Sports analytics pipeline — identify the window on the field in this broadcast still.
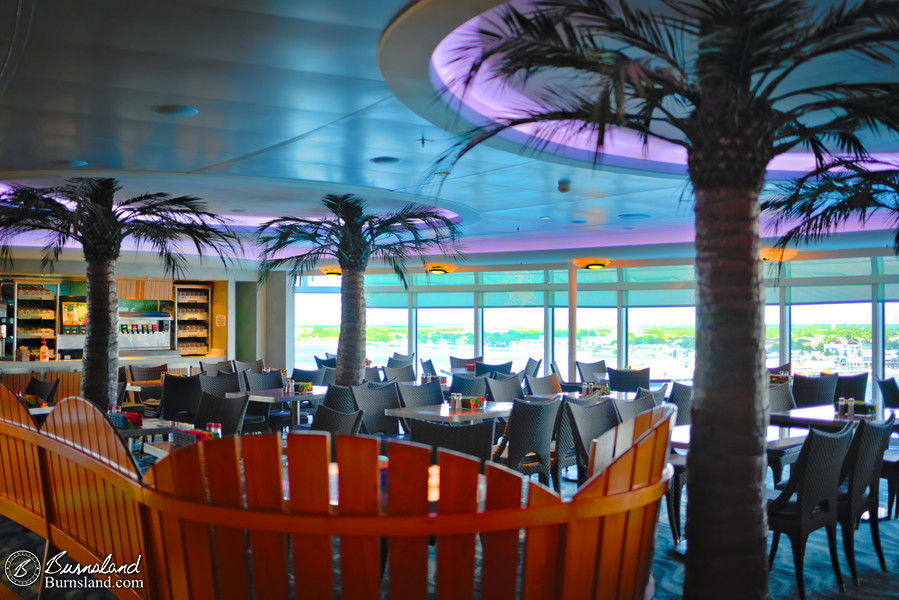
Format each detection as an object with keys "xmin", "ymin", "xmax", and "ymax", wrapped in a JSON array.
[
  {"xmin": 627, "ymin": 306, "xmax": 695, "ymax": 381},
  {"xmin": 790, "ymin": 303, "xmax": 872, "ymax": 375},
  {"xmin": 366, "ymin": 308, "xmax": 408, "ymax": 367},
  {"xmin": 416, "ymin": 308, "xmax": 474, "ymax": 374},
  {"xmin": 552, "ymin": 307, "xmax": 617, "ymax": 380},
  {"xmin": 885, "ymin": 302, "xmax": 899, "ymax": 379},
  {"xmin": 483, "ymin": 306, "xmax": 544, "ymax": 372},
  {"xmin": 294, "ymin": 292, "xmax": 340, "ymax": 368},
  {"xmin": 765, "ymin": 304, "xmax": 781, "ymax": 368}
]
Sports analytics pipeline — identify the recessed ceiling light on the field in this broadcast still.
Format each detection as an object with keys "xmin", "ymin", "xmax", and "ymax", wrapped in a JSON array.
[
  {"xmin": 435, "ymin": 171, "xmax": 451, "ymax": 177},
  {"xmin": 370, "ymin": 156, "xmax": 401, "ymax": 164},
  {"xmin": 572, "ymin": 219, "xmax": 587, "ymax": 224},
  {"xmin": 540, "ymin": 216, "xmax": 550, "ymax": 220},
  {"xmin": 617, "ymin": 213, "xmax": 652, "ymax": 220},
  {"xmin": 151, "ymin": 104, "xmax": 199, "ymax": 117},
  {"xmin": 230, "ymin": 209, "xmax": 246, "ymax": 213}
]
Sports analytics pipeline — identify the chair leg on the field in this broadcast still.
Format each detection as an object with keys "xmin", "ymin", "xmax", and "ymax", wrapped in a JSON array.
[
  {"xmin": 869, "ymin": 508, "xmax": 888, "ymax": 572},
  {"xmin": 665, "ymin": 488, "xmax": 680, "ymax": 545},
  {"xmin": 839, "ymin": 518, "xmax": 859, "ymax": 586},
  {"xmin": 768, "ymin": 532, "xmax": 781, "ymax": 570},
  {"xmin": 789, "ymin": 533, "xmax": 808, "ymax": 600},
  {"xmin": 770, "ymin": 461, "xmax": 784, "ymax": 487},
  {"xmin": 889, "ymin": 476, "xmax": 899, "ymax": 519},
  {"xmin": 826, "ymin": 525, "xmax": 846, "ymax": 594}
]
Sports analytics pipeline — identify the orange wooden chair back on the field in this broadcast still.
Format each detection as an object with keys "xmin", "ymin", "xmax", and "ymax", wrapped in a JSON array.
[
  {"xmin": 0, "ymin": 382, "xmax": 46, "ymax": 536},
  {"xmin": 40, "ymin": 396, "xmax": 149, "ymax": 597},
  {"xmin": 44, "ymin": 370, "xmax": 81, "ymax": 399},
  {"xmin": 143, "ymin": 405, "xmax": 674, "ymax": 600},
  {"xmin": 1, "ymin": 372, "xmax": 35, "ymax": 394}
]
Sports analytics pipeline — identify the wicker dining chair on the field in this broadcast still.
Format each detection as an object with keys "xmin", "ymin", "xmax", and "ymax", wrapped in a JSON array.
[
  {"xmin": 314, "ymin": 356, "xmax": 337, "ymax": 369},
  {"xmin": 160, "ymin": 374, "xmax": 202, "ymax": 424},
  {"xmin": 193, "ymin": 392, "xmax": 249, "ymax": 436},
  {"xmin": 386, "ymin": 355, "xmax": 415, "ymax": 369},
  {"xmin": 566, "ymin": 399, "xmax": 621, "ymax": 485},
  {"xmin": 24, "ymin": 377, "xmax": 59, "ymax": 404},
  {"xmin": 767, "ymin": 426, "xmax": 853, "ymax": 600},
  {"xmin": 525, "ymin": 373, "xmax": 562, "ymax": 396},
  {"xmin": 475, "ymin": 361, "xmax": 513, "ymax": 377},
  {"xmin": 383, "ymin": 364, "xmax": 416, "ymax": 383},
  {"xmin": 524, "ymin": 357, "xmax": 542, "ymax": 377},
  {"xmin": 666, "ymin": 382, "xmax": 693, "ymax": 426},
  {"xmin": 549, "ymin": 361, "xmax": 582, "ymax": 392},
  {"xmin": 350, "ymin": 382, "xmax": 403, "ymax": 437},
  {"xmin": 292, "ymin": 367, "xmax": 325, "ymax": 386},
  {"xmin": 833, "ymin": 372, "xmax": 868, "ymax": 404},
  {"xmin": 607, "ymin": 367, "xmax": 651, "ymax": 393},
  {"xmin": 485, "ymin": 375, "xmax": 525, "ymax": 403},
  {"xmin": 576, "ymin": 359, "xmax": 607, "ymax": 384},
  {"xmin": 791, "ymin": 373, "xmax": 838, "ymax": 408},
  {"xmin": 198, "ymin": 360, "xmax": 234, "ymax": 376},
  {"xmin": 837, "ymin": 414, "xmax": 894, "ymax": 586},
  {"xmin": 233, "ymin": 358, "xmax": 265, "ymax": 373},
  {"xmin": 448, "ymin": 374, "xmax": 489, "ymax": 398},
  {"xmin": 420, "ymin": 359, "xmax": 438, "ymax": 377},
  {"xmin": 410, "ymin": 419, "xmax": 495, "ymax": 465},
  {"xmin": 307, "ymin": 404, "xmax": 364, "ymax": 458},
  {"xmin": 613, "ymin": 393, "xmax": 656, "ymax": 422},
  {"xmin": 635, "ymin": 383, "xmax": 669, "ymax": 406},
  {"xmin": 876, "ymin": 377, "xmax": 899, "ymax": 409},
  {"xmin": 767, "ymin": 381, "xmax": 802, "ymax": 486},
  {"xmin": 321, "ymin": 384, "xmax": 357, "ymax": 414},
  {"xmin": 494, "ymin": 398, "xmax": 560, "ymax": 486}
]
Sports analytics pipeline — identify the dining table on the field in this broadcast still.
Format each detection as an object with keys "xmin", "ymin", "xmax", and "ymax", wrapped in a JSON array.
[
  {"xmin": 770, "ymin": 405, "xmax": 899, "ymax": 432},
  {"xmin": 227, "ymin": 385, "xmax": 329, "ymax": 428},
  {"xmin": 384, "ymin": 401, "xmax": 513, "ymax": 424}
]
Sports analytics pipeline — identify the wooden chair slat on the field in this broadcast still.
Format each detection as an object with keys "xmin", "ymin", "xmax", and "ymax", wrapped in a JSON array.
[
  {"xmin": 242, "ymin": 434, "xmax": 289, "ymax": 599},
  {"xmin": 148, "ymin": 448, "xmax": 191, "ymax": 597},
  {"xmin": 1, "ymin": 372, "xmax": 34, "ymax": 394},
  {"xmin": 172, "ymin": 443, "xmax": 218, "ymax": 600},
  {"xmin": 436, "ymin": 450, "xmax": 480, "ymax": 600},
  {"xmin": 386, "ymin": 440, "xmax": 431, "ymax": 600},
  {"xmin": 522, "ymin": 482, "xmax": 562, "ymax": 600},
  {"xmin": 287, "ymin": 432, "xmax": 334, "ymax": 600},
  {"xmin": 203, "ymin": 436, "xmax": 251, "ymax": 600},
  {"xmin": 481, "ymin": 463, "xmax": 523, "ymax": 600},
  {"xmin": 336, "ymin": 435, "xmax": 381, "ymax": 600}
]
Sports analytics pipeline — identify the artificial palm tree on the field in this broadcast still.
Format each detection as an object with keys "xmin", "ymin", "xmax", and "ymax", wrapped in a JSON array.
[
  {"xmin": 0, "ymin": 178, "xmax": 239, "ymax": 409},
  {"xmin": 257, "ymin": 193, "xmax": 461, "ymax": 386},
  {"xmin": 436, "ymin": 1, "xmax": 899, "ymax": 598}
]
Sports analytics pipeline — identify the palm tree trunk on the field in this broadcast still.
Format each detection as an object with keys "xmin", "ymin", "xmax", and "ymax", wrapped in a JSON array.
[
  {"xmin": 684, "ymin": 188, "xmax": 769, "ymax": 600},
  {"xmin": 336, "ymin": 266, "xmax": 366, "ymax": 386},
  {"xmin": 82, "ymin": 258, "xmax": 119, "ymax": 409}
]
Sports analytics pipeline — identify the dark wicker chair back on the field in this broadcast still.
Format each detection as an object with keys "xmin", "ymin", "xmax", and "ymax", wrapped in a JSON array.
[
  {"xmin": 485, "ymin": 375, "xmax": 525, "ymax": 403},
  {"xmin": 448, "ymin": 374, "xmax": 489, "ymax": 397},
  {"xmin": 325, "ymin": 352, "xmax": 338, "ymax": 359},
  {"xmin": 475, "ymin": 361, "xmax": 513, "ymax": 377},
  {"xmin": 410, "ymin": 419, "xmax": 495, "ymax": 465},
  {"xmin": 194, "ymin": 392, "xmax": 248, "ymax": 436},
  {"xmin": 524, "ymin": 357, "xmax": 542, "ymax": 377},
  {"xmin": 767, "ymin": 426, "xmax": 853, "ymax": 599},
  {"xmin": 791, "ymin": 373, "xmax": 838, "ymax": 408},
  {"xmin": 504, "ymin": 399, "xmax": 560, "ymax": 485},
  {"xmin": 292, "ymin": 367, "xmax": 325, "ymax": 386},
  {"xmin": 877, "ymin": 377, "xmax": 899, "ymax": 409},
  {"xmin": 24, "ymin": 377, "xmax": 59, "ymax": 404},
  {"xmin": 576, "ymin": 359, "xmax": 607, "ymax": 383},
  {"xmin": 199, "ymin": 360, "xmax": 234, "ymax": 376},
  {"xmin": 314, "ymin": 356, "xmax": 337, "ymax": 369},
  {"xmin": 525, "ymin": 373, "xmax": 562, "ymax": 395},
  {"xmin": 613, "ymin": 393, "xmax": 656, "ymax": 422},
  {"xmin": 386, "ymin": 355, "xmax": 415, "ymax": 369},
  {"xmin": 768, "ymin": 381, "xmax": 796, "ymax": 413},
  {"xmin": 449, "ymin": 356, "xmax": 483, "ymax": 369},
  {"xmin": 834, "ymin": 372, "xmax": 868, "ymax": 403},
  {"xmin": 233, "ymin": 359, "xmax": 265, "ymax": 373},
  {"xmin": 244, "ymin": 370, "xmax": 283, "ymax": 391},
  {"xmin": 838, "ymin": 414, "xmax": 895, "ymax": 584},
  {"xmin": 383, "ymin": 364, "xmax": 416, "ymax": 383},
  {"xmin": 398, "ymin": 380, "xmax": 444, "ymax": 408},
  {"xmin": 550, "ymin": 398, "xmax": 577, "ymax": 492},
  {"xmin": 392, "ymin": 352, "xmax": 414, "ymax": 361},
  {"xmin": 160, "ymin": 374, "xmax": 202, "ymax": 424},
  {"xmin": 363, "ymin": 366, "xmax": 383, "ymax": 383},
  {"xmin": 198, "ymin": 371, "xmax": 243, "ymax": 396},
  {"xmin": 420, "ymin": 359, "xmax": 438, "ymax": 377},
  {"xmin": 567, "ymin": 400, "xmax": 621, "ymax": 485},
  {"xmin": 320, "ymin": 367, "xmax": 337, "ymax": 386},
  {"xmin": 350, "ymin": 382, "xmax": 401, "ymax": 435},
  {"xmin": 322, "ymin": 384, "xmax": 356, "ymax": 414},
  {"xmin": 309, "ymin": 405, "xmax": 364, "ymax": 457},
  {"xmin": 635, "ymin": 383, "xmax": 668, "ymax": 406},
  {"xmin": 666, "ymin": 382, "xmax": 693, "ymax": 426},
  {"xmin": 607, "ymin": 367, "xmax": 650, "ymax": 393}
]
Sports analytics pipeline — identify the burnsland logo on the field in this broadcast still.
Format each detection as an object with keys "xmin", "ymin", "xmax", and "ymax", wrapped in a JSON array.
[
  {"xmin": 4, "ymin": 550, "xmax": 41, "ymax": 587},
  {"xmin": 5, "ymin": 549, "xmax": 144, "ymax": 590},
  {"xmin": 44, "ymin": 551, "xmax": 142, "ymax": 576}
]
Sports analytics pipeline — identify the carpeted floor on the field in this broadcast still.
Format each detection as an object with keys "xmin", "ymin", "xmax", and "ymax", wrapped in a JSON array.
[{"xmin": 1, "ymin": 470, "xmax": 897, "ymax": 598}]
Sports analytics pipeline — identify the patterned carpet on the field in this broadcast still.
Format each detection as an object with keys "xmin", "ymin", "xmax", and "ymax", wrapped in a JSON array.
[{"xmin": 1, "ymin": 469, "xmax": 897, "ymax": 598}]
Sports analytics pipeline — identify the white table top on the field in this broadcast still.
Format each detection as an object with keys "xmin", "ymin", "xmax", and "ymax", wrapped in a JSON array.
[{"xmin": 385, "ymin": 401, "xmax": 513, "ymax": 424}]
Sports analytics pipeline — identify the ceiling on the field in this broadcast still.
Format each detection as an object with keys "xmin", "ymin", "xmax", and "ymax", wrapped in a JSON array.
[{"xmin": 0, "ymin": 0, "xmax": 896, "ymax": 266}]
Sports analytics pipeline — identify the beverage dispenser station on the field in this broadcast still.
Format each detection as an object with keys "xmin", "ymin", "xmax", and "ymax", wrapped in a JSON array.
[{"xmin": 57, "ymin": 310, "xmax": 175, "ymax": 360}]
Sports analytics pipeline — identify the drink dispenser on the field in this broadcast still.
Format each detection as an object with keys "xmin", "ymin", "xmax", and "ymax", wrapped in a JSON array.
[{"xmin": 118, "ymin": 312, "xmax": 173, "ymax": 350}]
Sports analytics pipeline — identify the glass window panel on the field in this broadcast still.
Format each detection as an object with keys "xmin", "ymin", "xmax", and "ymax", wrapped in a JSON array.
[
  {"xmin": 881, "ymin": 257, "xmax": 899, "ymax": 275},
  {"xmin": 549, "ymin": 270, "xmax": 568, "ymax": 284},
  {"xmin": 365, "ymin": 292, "xmax": 407, "ymax": 308},
  {"xmin": 788, "ymin": 257, "xmax": 871, "ymax": 278},
  {"xmin": 481, "ymin": 271, "xmax": 546, "ymax": 285},
  {"xmin": 553, "ymin": 307, "xmax": 572, "ymax": 380},
  {"xmin": 790, "ymin": 302, "xmax": 872, "ymax": 377},
  {"xmin": 483, "ymin": 307, "xmax": 544, "ymax": 372},
  {"xmin": 304, "ymin": 275, "xmax": 342, "ymax": 288},
  {"xmin": 789, "ymin": 285, "xmax": 871, "ymax": 304},
  {"xmin": 626, "ymin": 288, "xmax": 695, "ymax": 307},
  {"xmin": 884, "ymin": 303, "xmax": 899, "ymax": 379},
  {"xmin": 294, "ymin": 292, "xmax": 340, "ymax": 368},
  {"xmin": 366, "ymin": 308, "xmax": 409, "ymax": 367},
  {"xmin": 417, "ymin": 308, "xmax": 474, "ymax": 374},
  {"xmin": 416, "ymin": 292, "xmax": 474, "ymax": 308},
  {"xmin": 575, "ymin": 290, "xmax": 617, "ymax": 307},
  {"xmin": 624, "ymin": 265, "xmax": 694, "ymax": 283},
  {"xmin": 628, "ymin": 306, "xmax": 695, "ymax": 381},
  {"xmin": 765, "ymin": 304, "xmax": 781, "ymax": 368},
  {"xmin": 482, "ymin": 290, "xmax": 542, "ymax": 307},
  {"xmin": 575, "ymin": 268, "xmax": 618, "ymax": 284},
  {"xmin": 411, "ymin": 272, "xmax": 474, "ymax": 286},
  {"xmin": 364, "ymin": 273, "xmax": 405, "ymax": 287},
  {"xmin": 552, "ymin": 307, "xmax": 618, "ymax": 381},
  {"xmin": 882, "ymin": 284, "xmax": 899, "ymax": 301}
]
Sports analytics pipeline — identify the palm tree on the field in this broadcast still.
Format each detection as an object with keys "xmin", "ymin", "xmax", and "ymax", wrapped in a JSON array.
[
  {"xmin": 0, "ymin": 178, "xmax": 239, "ymax": 409},
  {"xmin": 435, "ymin": 1, "xmax": 899, "ymax": 597},
  {"xmin": 257, "ymin": 194, "xmax": 461, "ymax": 386},
  {"xmin": 762, "ymin": 162, "xmax": 899, "ymax": 249}
]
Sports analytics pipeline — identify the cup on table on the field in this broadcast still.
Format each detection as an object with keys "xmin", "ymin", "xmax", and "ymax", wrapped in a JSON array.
[{"xmin": 466, "ymin": 363, "xmax": 475, "ymax": 372}]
